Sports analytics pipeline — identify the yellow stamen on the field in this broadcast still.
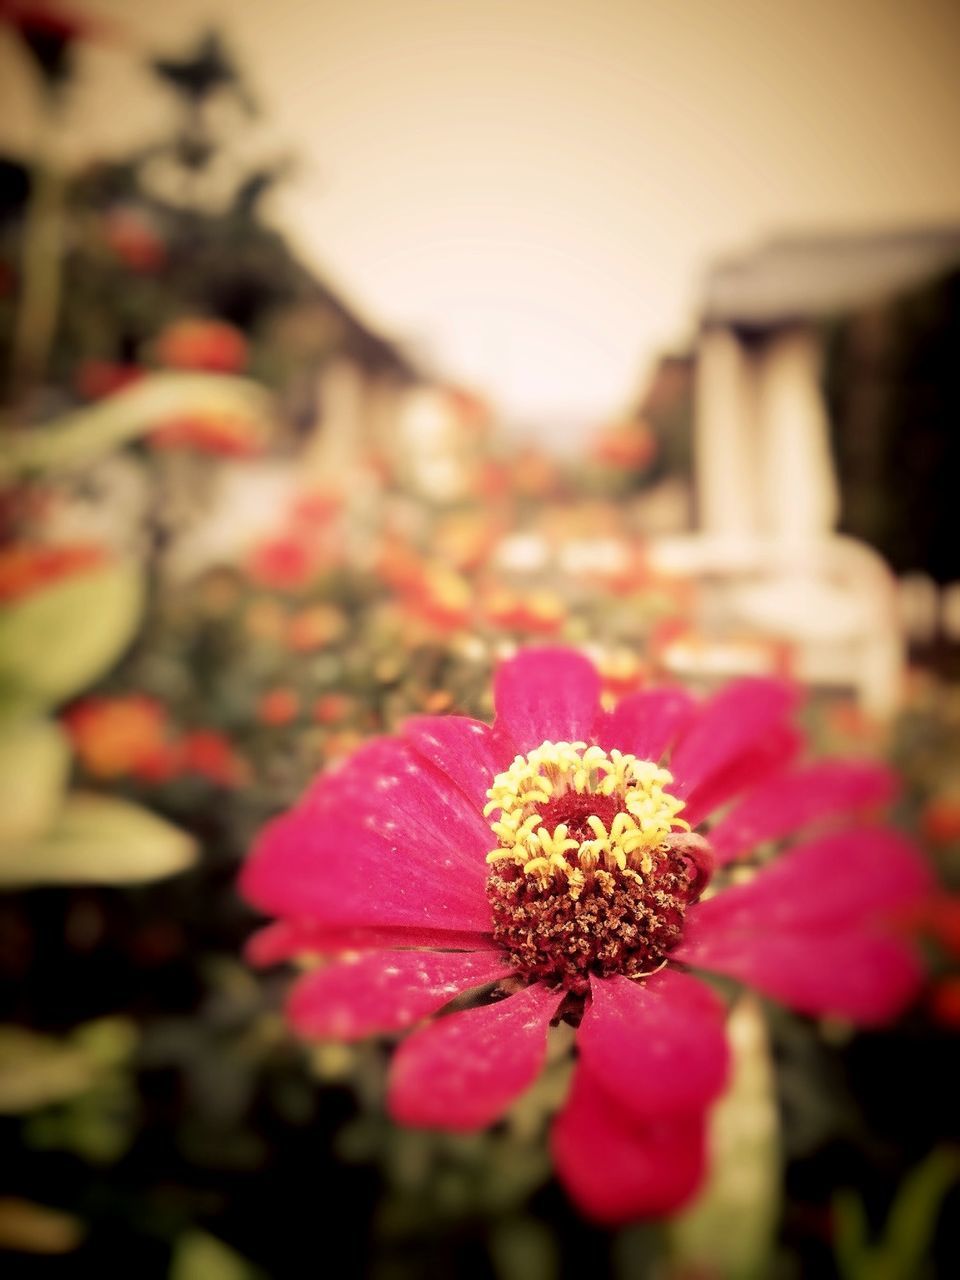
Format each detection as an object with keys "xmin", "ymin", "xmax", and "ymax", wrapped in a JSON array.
[{"xmin": 484, "ymin": 740, "xmax": 688, "ymax": 893}]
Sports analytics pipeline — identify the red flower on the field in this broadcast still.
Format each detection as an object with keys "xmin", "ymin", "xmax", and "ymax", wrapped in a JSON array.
[
  {"xmin": 0, "ymin": 1, "xmax": 109, "ymax": 83},
  {"xmin": 73, "ymin": 359, "xmax": 144, "ymax": 401},
  {"xmin": 179, "ymin": 729, "xmax": 249, "ymax": 788},
  {"xmin": 153, "ymin": 317, "xmax": 248, "ymax": 374},
  {"xmin": 928, "ymin": 977, "xmax": 960, "ymax": 1029},
  {"xmin": 100, "ymin": 205, "xmax": 166, "ymax": 273},
  {"xmin": 246, "ymin": 536, "xmax": 318, "ymax": 591},
  {"xmin": 240, "ymin": 648, "xmax": 930, "ymax": 1223},
  {"xmin": 921, "ymin": 795, "xmax": 960, "ymax": 847},
  {"xmin": 0, "ymin": 0, "xmax": 100, "ymax": 42}
]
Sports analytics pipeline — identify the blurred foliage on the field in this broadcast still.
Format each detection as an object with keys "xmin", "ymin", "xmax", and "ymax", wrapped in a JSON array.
[
  {"xmin": 0, "ymin": 372, "xmax": 274, "ymax": 473},
  {"xmin": 170, "ymin": 1229, "xmax": 262, "ymax": 1280},
  {"xmin": 834, "ymin": 1148, "xmax": 960, "ymax": 1280},
  {"xmin": 0, "ymin": 560, "xmax": 143, "ymax": 715},
  {"xmin": 668, "ymin": 996, "xmax": 780, "ymax": 1280}
]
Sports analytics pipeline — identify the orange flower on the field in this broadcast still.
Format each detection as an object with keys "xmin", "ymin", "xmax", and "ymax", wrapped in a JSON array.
[
  {"xmin": 405, "ymin": 566, "xmax": 472, "ymax": 632},
  {"xmin": 445, "ymin": 386, "xmax": 490, "ymax": 435},
  {"xmin": 153, "ymin": 318, "xmax": 248, "ymax": 374},
  {"xmin": 0, "ymin": 542, "xmax": 107, "ymax": 604},
  {"xmin": 434, "ymin": 513, "xmax": 499, "ymax": 572},
  {"xmin": 322, "ymin": 729, "xmax": 364, "ymax": 763},
  {"xmin": 290, "ymin": 489, "xmax": 342, "ymax": 530},
  {"xmin": 287, "ymin": 604, "xmax": 347, "ymax": 653},
  {"xmin": 473, "ymin": 460, "xmax": 513, "ymax": 502},
  {"xmin": 484, "ymin": 587, "xmax": 566, "ymax": 636},
  {"xmin": 597, "ymin": 650, "xmax": 648, "ymax": 699},
  {"xmin": 591, "ymin": 419, "xmax": 658, "ymax": 471},
  {"xmin": 511, "ymin": 447, "xmax": 560, "ymax": 500},
  {"xmin": 421, "ymin": 689, "xmax": 455, "ymax": 715},
  {"xmin": 63, "ymin": 695, "xmax": 173, "ymax": 780},
  {"xmin": 375, "ymin": 539, "xmax": 427, "ymax": 593},
  {"xmin": 258, "ymin": 688, "xmax": 300, "ymax": 727},
  {"xmin": 312, "ymin": 693, "xmax": 355, "ymax": 726}
]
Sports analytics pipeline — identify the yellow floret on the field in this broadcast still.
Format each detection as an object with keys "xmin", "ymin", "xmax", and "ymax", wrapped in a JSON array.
[{"xmin": 484, "ymin": 740, "xmax": 689, "ymax": 892}]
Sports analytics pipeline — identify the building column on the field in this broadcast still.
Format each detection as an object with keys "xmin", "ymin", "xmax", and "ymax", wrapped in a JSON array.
[{"xmin": 693, "ymin": 325, "xmax": 762, "ymax": 539}]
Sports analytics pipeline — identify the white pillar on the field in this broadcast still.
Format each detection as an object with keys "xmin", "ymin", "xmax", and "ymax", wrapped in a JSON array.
[
  {"xmin": 755, "ymin": 327, "xmax": 840, "ymax": 545},
  {"xmin": 304, "ymin": 357, "xmax": 367, "ymax": 480},
  {"xmin": 694, "ymin": 326, "xmax": 762, "ymax": 539}
]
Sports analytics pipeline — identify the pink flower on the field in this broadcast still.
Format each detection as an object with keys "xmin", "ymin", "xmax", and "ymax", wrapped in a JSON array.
[{"xmin": 240, "ymin": 647, "xmax": 930, "ymax": 1223}]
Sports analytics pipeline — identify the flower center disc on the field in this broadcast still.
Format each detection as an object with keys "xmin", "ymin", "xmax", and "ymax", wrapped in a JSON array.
[{"xmin": 484, "ymin": 741, "xmax": 708, "ymax": 992}]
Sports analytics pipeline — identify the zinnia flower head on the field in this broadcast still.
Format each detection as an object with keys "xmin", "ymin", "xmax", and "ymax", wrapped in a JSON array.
[{"xmin": 240, "ymin": 647, "xmax": 931, "ymax": 1223}]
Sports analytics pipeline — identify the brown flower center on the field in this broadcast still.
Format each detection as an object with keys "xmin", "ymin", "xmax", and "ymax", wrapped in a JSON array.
[{"xmin": 483, "ymin": 742, "xmax": 711, "ymax": 992}]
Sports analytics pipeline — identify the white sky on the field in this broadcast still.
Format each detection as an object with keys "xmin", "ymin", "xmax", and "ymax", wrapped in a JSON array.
[{"xmin": 3, "ymin": 0, "xmax": 960, "ymax": 433}]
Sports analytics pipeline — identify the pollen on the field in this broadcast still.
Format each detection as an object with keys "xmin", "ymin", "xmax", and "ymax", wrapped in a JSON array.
[
  {"xmin": 484, "ymin": 741, "xmax": 689, "ymax": 888},
  {"xmin": 483, "ymin": 741, "xmax": 709, "ymax": 991}
]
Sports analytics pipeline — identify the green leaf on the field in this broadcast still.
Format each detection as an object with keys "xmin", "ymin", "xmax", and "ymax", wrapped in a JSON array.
[
  {"xmin": 834, "ymin": 1147, "xmax": 960, "ymax": 1280},
  {"xmin": 0, "ymin": 792, "xmax": 196, "ymax": 886},
  {"xmin": 0, "ymin": 1027, "xmax": 97, "ymax": 1113},
  {"xmin": 0, "ymin": 718, "xmax": 70, "ymax": 849},
  {"xmin": 0, "ymin": 1018, "xmax": 137, "ymax": 1116},
  {"xmin": 882, "ymin": 1147, "xmax": 960, "ymax": 1278},
  {"xmin": 668, "ymin": 995, "xmax": 780, "ymax": 1280},
  {"xmin": 489, "ymin": 1217, "xmax": 559, "ymax": 1280},
  {"xmin": 0, "ymin": 561, "xmax": 143, "ymax": 711},
  {"xmin": 170, "ymin": 1231, "xmax": 262, "ymax": 1280},
  {"xmin": 1, "ymin": 372, "xmax": 273, "ymax": 474}
]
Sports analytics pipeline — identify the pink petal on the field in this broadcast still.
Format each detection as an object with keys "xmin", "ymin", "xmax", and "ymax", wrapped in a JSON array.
[
  {"xmin": 680, "ymin": 723, "xmax": 805, "ymax": 828},
  {"xmin": 675, "ymin": 927, "xmax": 925, "ymax": 1024},
  {"xmin": 668, "ymin": 678, "xmax": 800, "ymax": 803},
  {"xmin": 493, "ymin": 647, "xmax": 601, "ymax": 755},
  {"xmin": 674, "ymin": 828, "xmax": 932, "ymax": 1023},
  {"xmin": 239, "ymin": 804, "xmax": 492, "ymax": 933},
  {"xmin": 240, "ymin": 735, "xmax": 497, "ymax": 932},
  {"xmin": 287, "ymin": 950, "xmax": 513, "ymax": 1040},
  {"xmin": 402, "ymin": 715, "xmax": 516, "ymax": 805},
  {"xmin": 552, "ymin": 1060, "xmax": 708, "ymax": 1222},
  {"xmin": 708, "ymin": 761, "xmax": 900, "ymax": 865},
  {"xmin": 387, "ymin": 982, "xmax": 562, "ymax": 1131},
  {"xmin": 245, "ymin": 921, "xmax": 499, "ymax": 968},
  {"xmin": 300, "ymin": 737, "xmax": 492, "ymax": 856},
  {"xmin": 578, "ymin": 972, "xmax": 729, "ymax": 1119},
  {"xmin": 596, "ymin": 686, "xmax": 697, "ymax": 762},
  {"xmin": 684, "ymin": 828, "xmax": 932, "ymax": 935}
]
